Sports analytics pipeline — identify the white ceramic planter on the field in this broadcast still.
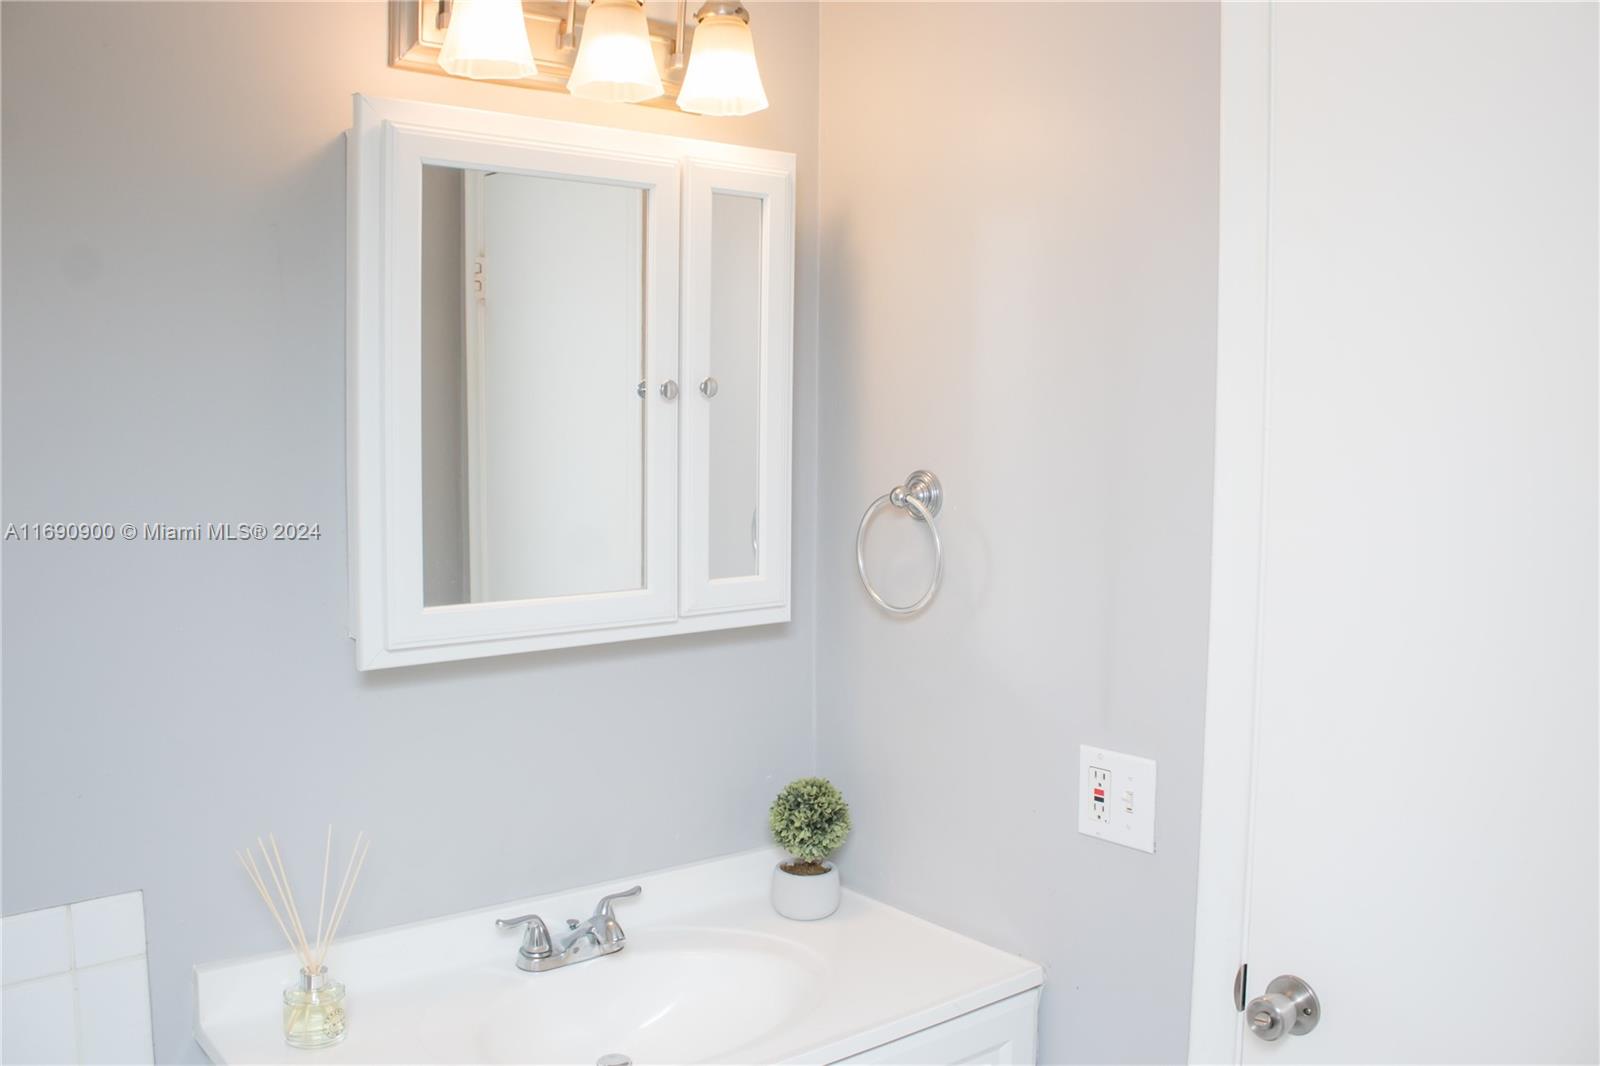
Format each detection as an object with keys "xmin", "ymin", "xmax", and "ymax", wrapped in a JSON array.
[{"xmin": 771, "ymin": 862, "xmax": 840, "ymax": 921}]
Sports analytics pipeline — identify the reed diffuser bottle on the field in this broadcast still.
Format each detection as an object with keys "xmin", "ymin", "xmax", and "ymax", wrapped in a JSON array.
[
  {"xmin": 284, "ymin": 966, "xmax": 347, "ymax": 1048},
  {"xmin": 236, "ymin": 827, "xmax": 370, "ymax": 1049}
]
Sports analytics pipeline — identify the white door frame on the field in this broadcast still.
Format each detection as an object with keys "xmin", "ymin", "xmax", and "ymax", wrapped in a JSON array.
[{"xmin": 1186, "ymin": 4, "xmax": 1271, "ymax": 1062}]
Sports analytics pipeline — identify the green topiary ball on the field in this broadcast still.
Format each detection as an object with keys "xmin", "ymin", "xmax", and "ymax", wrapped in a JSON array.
[{"xmin": 769, "ymin": 777, "xmax": 851, "ymax": 870}]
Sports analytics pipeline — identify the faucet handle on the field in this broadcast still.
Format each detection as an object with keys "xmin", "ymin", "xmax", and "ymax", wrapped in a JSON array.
[
  {"xmin": 495, "ymin": 913, "xmax": 541, "ymax": 928},
  {"xmin": 594, "ymin": 885, "xmax": 642, "ymax": 919},
  {"xmin": 495, "ymin": 913, "xmax": 552, "ymax": 958},
  {"xmin": 591, "ymin": 886, "xmax": 641, "ymax": 947}
]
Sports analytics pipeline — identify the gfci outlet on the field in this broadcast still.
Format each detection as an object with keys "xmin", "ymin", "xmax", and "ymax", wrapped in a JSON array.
[{"xmin": 1078, "ymin": 745, "xmax": 1157, "ymax": 853}]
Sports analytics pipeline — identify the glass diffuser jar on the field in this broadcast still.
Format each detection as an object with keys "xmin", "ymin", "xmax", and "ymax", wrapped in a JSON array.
[{"xmin": 283, "ymin": 966, "xmax": 347, "ymax": 1049}]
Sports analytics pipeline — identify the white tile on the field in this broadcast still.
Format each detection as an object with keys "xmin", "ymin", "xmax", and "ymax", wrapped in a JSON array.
[
  {"xmin": 70, "ymin": 892, "xmax": 146, "ymax": 967},
  {"xmin": 76, "ymin": 957, "xmax": 154, "ymax": 1066},
  {"xmin": 1, "ymin": 972, "xmax": 77, "ymax": 1064},
  {"xmin": 2, "ymin": 906, "xmax": 71, "ymax": 985}
]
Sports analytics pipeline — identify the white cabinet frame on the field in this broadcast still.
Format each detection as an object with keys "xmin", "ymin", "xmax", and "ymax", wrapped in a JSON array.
[{"xmin": 348, "ymin": 95, "xmax": 795, "ymax": 670}]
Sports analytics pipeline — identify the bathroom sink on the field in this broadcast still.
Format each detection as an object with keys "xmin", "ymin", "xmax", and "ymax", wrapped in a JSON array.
[
  {"xmin": 195, "ymin": 850, "xmax": 1043, "ymax": 1065},
  {"xmin": 418, "ymin": 928, "xmax": 827, "ymax": 1064}
]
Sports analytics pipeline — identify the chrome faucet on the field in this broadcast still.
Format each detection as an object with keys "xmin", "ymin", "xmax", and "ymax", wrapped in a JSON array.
[{"xmin": 496, "ymin": 886, "xmax": 641, "ymax": 973}]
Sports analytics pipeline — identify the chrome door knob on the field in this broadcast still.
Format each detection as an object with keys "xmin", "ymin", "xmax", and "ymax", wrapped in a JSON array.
[
  {"xmin": 699, "ymin": 376, "xmax": 718, "ymax": 398},
  {"xmin": 659, "ymin": 380, "xmax": 679, "ymax": 401},
  {"xmin": 1245, "ymin": 975, "xmax": 1320, "ymax": 1042}
]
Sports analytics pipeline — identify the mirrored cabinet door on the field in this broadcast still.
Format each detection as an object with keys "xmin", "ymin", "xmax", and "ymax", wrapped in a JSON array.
[
  {"xmin": 679, "ymin": 161, "xmax": 794, "ymax": 615},
  {"xmin": 390, "ymin": 143, "xmax": 680, "ymax": 651},
  {"xmin": 350, "ymin": 99, "xmax": 682, "ymax": 668}
]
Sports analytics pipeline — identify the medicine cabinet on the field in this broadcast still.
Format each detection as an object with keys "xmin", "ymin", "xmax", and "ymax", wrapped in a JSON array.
[{"xmin": 347, "ymin": 96, "xmax": 794, "ymax": 669}]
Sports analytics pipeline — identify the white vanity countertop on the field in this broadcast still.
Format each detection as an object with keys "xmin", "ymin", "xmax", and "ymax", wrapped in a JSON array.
[{"xmin": 195, "ymin": 848, "xmax": 1042, "ymax": 1064}]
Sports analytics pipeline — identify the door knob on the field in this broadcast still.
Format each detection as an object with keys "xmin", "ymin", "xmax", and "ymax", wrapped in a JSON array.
[
  {"xmin": 699, "ymin": 376, "xmax": 718, "ymax": 398},
  {"xmin": 660, "ymin": 380, "xmax": 679, "ymax": 401},
  {"xmin": 1245, "ymin": 975, "xmax": 1320, "ymax": 1042}
]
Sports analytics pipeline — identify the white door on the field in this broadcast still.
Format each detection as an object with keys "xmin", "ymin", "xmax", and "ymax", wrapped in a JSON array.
[{"xmin": 1192, "ymin": 4, "xmax": 1597, "ymax": 1063}]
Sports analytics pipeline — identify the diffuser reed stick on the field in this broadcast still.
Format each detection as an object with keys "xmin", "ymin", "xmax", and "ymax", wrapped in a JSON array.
[
  {"xmin": 313, "ymin": 825, "xmax": 331, "ymax": 962},
  {"xmin": 318, "ymin": 833, "xmax": 370, "ymax": 971}
]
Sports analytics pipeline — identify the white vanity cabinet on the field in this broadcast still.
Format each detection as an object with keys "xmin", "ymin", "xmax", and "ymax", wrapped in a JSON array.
[
  {"xmin": 346, "ymin": 96, "xmax": 794, "ymax": 669},
  {"xmin": 835, "ymin": 991, "xmax": 1041, "ymax": 1065}
]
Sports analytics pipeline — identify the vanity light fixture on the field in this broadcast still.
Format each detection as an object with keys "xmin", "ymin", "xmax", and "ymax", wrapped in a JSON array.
[
  {"xmin": 438, "ymin": 0, "xmax": 540, "ymax": 81},
  {"xmin": 567, "ymin": 0, "xmax": 664, "ymax": 104},
  {"xmin": 391, "ymin": 0, "xmax": 769, "ymax": 115},
  {"xmin": 676, "ymin": 1, "xmax": 768, "ymax": 116}
]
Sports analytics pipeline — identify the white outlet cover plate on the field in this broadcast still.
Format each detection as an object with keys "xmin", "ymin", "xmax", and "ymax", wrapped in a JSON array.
[{"xmin": 1078, "ymin": 745, "xmax": 1157, "ymax": 853}]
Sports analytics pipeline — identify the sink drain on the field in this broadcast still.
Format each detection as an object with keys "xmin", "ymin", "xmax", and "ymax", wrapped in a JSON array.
[{"xmin": 596, "ymin": 1055, "xmax": 632, "ymax": 1066}]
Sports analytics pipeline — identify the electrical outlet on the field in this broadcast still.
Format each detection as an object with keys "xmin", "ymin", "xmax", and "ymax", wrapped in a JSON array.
[
  {"xmin": 1088, "ymin": 764, "xmax": 1112, "ymax": 823},
  {"xmin": 1078, "ymin": 745, "xmax": 1157, "ymax": 853}
]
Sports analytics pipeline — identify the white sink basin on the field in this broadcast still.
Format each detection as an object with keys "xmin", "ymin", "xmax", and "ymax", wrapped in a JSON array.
[{"xmin": 419, "ymin": 929, "xmax": 827, "ymax": 1064}]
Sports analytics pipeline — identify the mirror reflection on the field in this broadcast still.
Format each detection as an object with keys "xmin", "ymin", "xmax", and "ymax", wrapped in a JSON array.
[
  {"xmin": 421, "ymin": 164, "xmax": 646, "ymax": 606},
  {"xmin": 707, "ymin": 192, "xmax": 763, "ymax": 580}
]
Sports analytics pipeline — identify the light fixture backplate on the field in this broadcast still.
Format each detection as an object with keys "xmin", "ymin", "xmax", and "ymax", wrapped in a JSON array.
[{"xmin": 389, "ymin": 0, "xmax": 690, "ymax": 103}]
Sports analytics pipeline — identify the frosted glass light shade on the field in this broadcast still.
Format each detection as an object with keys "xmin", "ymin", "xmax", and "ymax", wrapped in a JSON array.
[
  {"xmin": 676, "ymin": 13, "xmax": 768, "ymax": 117},
  {"xmin": 438, "ymin": 0, "xmax": 538, "ymax": 80},
  {"xmin": 568, "ymin": 0, "xmax": 664, "ymax": 104}
]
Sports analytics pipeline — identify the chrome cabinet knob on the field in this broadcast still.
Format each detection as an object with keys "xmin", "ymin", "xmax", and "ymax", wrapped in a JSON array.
[
  {"xmin": 699, "ymin": 376, "xmax": 718, "ymax": 398},
  {"xmin": 660, "ymin": 380, "xmax": 679, "ymax": 401},
  {"xmin": 1245, "ymin": 975, "xmax": 1320, "ymax": 1042}
]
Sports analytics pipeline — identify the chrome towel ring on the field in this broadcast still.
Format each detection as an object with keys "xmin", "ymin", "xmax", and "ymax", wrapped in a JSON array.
[{"xmin": 856, "ymin": 470, "xmax": 944, "ymax": 615}]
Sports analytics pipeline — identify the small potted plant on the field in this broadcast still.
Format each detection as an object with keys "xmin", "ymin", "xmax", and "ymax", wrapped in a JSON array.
[{"xmin": 768, "ymin": 777, "xmax": 851, "ymax": 920}]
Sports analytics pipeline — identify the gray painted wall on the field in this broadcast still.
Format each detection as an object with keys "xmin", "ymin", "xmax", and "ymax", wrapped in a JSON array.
[
  {"xmin": 0, "ymin": 2, "xmax": 819, "ymax": 1061},
  {"xmin": 814, "ymin": 5, "xmax": 1219, "ymax": 1063}
]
